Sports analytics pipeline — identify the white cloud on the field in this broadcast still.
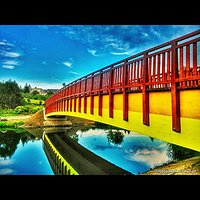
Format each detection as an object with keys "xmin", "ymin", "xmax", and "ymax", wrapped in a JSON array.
[
  {"xmin": 87, "ymin": 49, "xmax": 102, "ymax": 56},
  {"xmin": 0, "ymin": 168, "xmax": 14, "ymax": 175},
  {"xmin": 142, "ymin": 32, "xmax": 149, "ymax": 37},
  {"xmin": 0, "ymin": 40, "xmax": 14, "ymax": 46},
  {"xmin": 110, "ymin": 49, "xmax": 136, "ymax": 56},
  {"xmin": 150, "ymin": 27, "xmax": 161, "ymax": 37},
  {"xmin": 63, "ymin": 61, "xmax": 73, "ymax": 68},
  {"xmin": 2, "ymin": 65, "xmax": 15, "ymax": 69},
  {"xmin": 0, "ymin": 158, "xmax": 14, "ymax": 165},
  {"xmin": 127, "ymin": 148, "xmax": 172, "ymax": 168},
  {"xmin": 69, "ymin": 71, "xmax": 79, "ymax": 75},
  {"xmin": 3, "ymin": 60, "xmax": 19, "ymax": 65},
  {"xmin": 0, "ymin": 51, "xmax": 20, "ymax": 58}
]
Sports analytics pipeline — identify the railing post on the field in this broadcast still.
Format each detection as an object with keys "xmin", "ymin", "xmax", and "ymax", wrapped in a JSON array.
[
  {"xmin": 67, "ymin": 97, "xmax": 69, "ymax": 111},
  {"xmin": 98, "ymin": 70, "xmax": 103, "ymax": 116},
  {"xmin": 171, "ymin": 41, "xmax": 181, "ymax": 132},
  {"xmin": 142, "ymin": 51, "xmax": 149, "ymax": 126},
  {"xmin": 84, "ymin": 77, "xmax": 87, "ymax": 113},
  {"xmin": 74, "ymin": 95, "xmax": 76, "ymax": 112},
  {"xmin": 70, "ymin": 97, "xmax": 72, "ymax": 112},
  {"xmin": 123, "ymin": 60, "xmax": 128, "ymax": 121},
  {"xmin": 69, "ymin": 85, "xmax": 72, "ymax": 112},
  {"xmin": 78, "ymin": 80, "xmax": 81, "ymax": 113},
  {"xmin": 74, "ymin": 83, "xmax": 76, "ymax": 112},
  {"xmin": 109, "ymin": 66, "xmax": 114, "ymax": 118},
  {"xmin": 90, "ymin": 74, "xmax": 94, "ymax": 115}
]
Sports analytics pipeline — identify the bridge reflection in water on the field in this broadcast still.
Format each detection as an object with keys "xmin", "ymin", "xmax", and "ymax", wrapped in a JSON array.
[{"xmin": 42, "ymin": 128, "xmax": 131, "ymax": 175}]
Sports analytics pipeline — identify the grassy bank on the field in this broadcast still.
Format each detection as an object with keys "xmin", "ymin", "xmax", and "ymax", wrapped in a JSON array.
[
  {"xmin": 0, "ymin": 114, "xmax": 31, "ymax": 128},
  {"xmin": 0, "ymin": 121, "xmax": 24, "ymax": 128}
]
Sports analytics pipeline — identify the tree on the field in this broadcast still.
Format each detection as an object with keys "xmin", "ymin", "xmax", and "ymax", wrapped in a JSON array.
[
  {"xmin": 24, "ymin": 83, "xmax": 31, "ymax": 93},
  {"xmin": 107, "ymin": 130, "xmax": 124, "ymax": 145},
  {"xmin": 0, "ymin": 79, "xmax": 23, "ymax": 109}
]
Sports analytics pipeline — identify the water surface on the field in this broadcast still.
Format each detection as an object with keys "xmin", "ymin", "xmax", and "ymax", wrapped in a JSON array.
[{"xmin": 0, "ymin": 129, "xmax": 54, "ymax": 175}]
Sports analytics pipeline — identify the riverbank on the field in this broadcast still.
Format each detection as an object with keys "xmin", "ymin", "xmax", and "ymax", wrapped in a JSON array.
[
  {"xmin": 0, "ymin": 109, "xmax": 93, "ymax": 128},
  {"xmin": 0, "ymin": 115, "xmax": 31, "ymax": 127},
  {"xmin": 0, "ymin": 115, "xmax": 31, "ymax": 122},
  {"xmin": 142, "ymin": 155, "xmax": 200, "ymax": 175}
]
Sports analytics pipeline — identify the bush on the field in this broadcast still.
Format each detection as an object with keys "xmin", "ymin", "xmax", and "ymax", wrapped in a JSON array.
[
  {"xmin": 14, "ymin": 105, "xmax": 43, "ymax": 114},
  {"xmin": 0, "ymin": 109, "xmax": 16, "ymax": 117}
]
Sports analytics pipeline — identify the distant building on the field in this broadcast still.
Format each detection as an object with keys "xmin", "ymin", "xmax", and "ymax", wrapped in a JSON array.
[
  {"xmin": 30, "ymin": 87, "xmax": 58, "ymax": 95},
  {"xmin": 30, "ymin": 87, "xmax": 47, "ymax": 95}
]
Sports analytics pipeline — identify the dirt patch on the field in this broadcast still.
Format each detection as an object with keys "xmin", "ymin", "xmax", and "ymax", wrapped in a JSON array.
[
  {"xmin": 22, "ymin": 110, "xmax": 45, "ymax": 127},
  {"xmin": 1, "ymin": 115, "xmax": 31, "ymax": 123},
  {"xmin": 143, "ymin": 156, "xmax": 200, "ymax": 175},
  {"xmin": 21, "ymin": 110, "xmax": 88, "ymax": 127}
]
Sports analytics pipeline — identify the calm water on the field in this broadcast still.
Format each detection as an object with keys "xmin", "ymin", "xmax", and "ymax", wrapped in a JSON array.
[
  {"xmin": 0, "ymin": 126, "xmax": 199, "ymax": 175},
  {"xmin": 70, "ymin": 128, "xmax": 174, "ymax": 174},
  {"xmin": 0, "ymin": 129, "xmax": 54, "ymax": 175}
]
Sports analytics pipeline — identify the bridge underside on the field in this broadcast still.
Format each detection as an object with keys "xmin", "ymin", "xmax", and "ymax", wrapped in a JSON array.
[{"xmin": 46, "ymin": 90, "xmax": 200, "ymax": 152}]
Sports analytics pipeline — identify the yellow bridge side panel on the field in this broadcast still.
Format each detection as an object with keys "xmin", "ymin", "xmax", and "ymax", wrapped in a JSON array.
[
  {"xmin": 128, "ymin": 93, "xmax": 142, "ymax": 112},
  {"xmin": 46, "ymin": 109, "xmax": 200, "ymax": 152},
  {"xmin": 87, "ymin": 97, "xmax": 91, "ymax": 113},
  {"xmin": 94, "ymin": 96, "xmax": 98, "ymax": 116},
  {"xmin": 180, "ymin": 90, "xmax": 200, "ymax": 119},
  {"xmin": 94, "ymin": 96, "xmax": 98, "ymax": 109},
  {"xmin": 72, "ymin": 98, "xmax": 74, "ymax": 111},
  {"xmin": 74, "ymin": 98, "xmax": 76, "ymax": 111},
  {"xmin": 114, "ymin": 94, "xmax": 123, "ymax": 110},
  {"xmin": 149, "ymin": 92, "xmax": 171, "ymax": 116},
  {"xmin": 102, "ymin": 95, "xmax": 109, "ymax": 118},
  {"xmin": 81, "ymin": 97, "xmax": 84, "ymax": 113},
  {"xmin": 102, "ymin": 95, "xmax": 109, "ymax": 109},
  {"xmin": 46, "ymin": 90, "xmax": 200, "ymax": 152}
]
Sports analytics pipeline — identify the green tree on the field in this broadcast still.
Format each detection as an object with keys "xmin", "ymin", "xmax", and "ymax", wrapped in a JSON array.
[
  {"xmin": 0, "ymin": 79, "xmax": 23, "ymax": 109},
  {"xmin": 24, "ymin": 83, "xmax": 31, "ymax": 93},
  {"xmin": 169, "ymin": 144, "xmax": 200, "ymax": 161},
  {"xmin": 107, "ymin": 130, "xmax": 124, "ymax": 145}
]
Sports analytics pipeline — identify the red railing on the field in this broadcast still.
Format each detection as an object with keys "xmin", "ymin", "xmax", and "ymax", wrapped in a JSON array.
[{"xmin": 45, "ymin": 30, "xmax": 200, "ymax": 133}]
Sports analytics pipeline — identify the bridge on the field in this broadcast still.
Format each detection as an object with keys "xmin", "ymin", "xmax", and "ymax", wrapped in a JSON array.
[{"xmin": 45, "ymin": 30, "xmax": 200, "ymax": 152}]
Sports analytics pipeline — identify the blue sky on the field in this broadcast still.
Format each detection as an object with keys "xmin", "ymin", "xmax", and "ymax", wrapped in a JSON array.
[{"xmin": 0, "ymin": 25, "xmax": 199, "ymax": 89}]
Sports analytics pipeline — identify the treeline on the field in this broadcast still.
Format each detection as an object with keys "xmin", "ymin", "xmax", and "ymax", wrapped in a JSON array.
[
  {"xmin": 0, "ymin": 79, "xmax": 54, "ymax": 116},
  {"xmin": 0, "ymin": 79, "xmax": 22, "ymax": 109}
]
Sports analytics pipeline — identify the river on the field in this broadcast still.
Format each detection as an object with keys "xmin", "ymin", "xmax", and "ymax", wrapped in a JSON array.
[{"xmin": 0, "ymin": 124, "xmax": 199, "ymax": 175}]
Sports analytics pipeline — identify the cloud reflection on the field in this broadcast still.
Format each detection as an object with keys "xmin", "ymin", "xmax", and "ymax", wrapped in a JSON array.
[
  {"xmin": 127, "ymin": 148, "xmax": 172, "ymax": 168},
  {"xmin": 0, "ymin": 168, "xmax": 14, "ymax": 175},
  {"xmin": 0, "ymin": 158, "xmax": 14, "ymax": 166}
]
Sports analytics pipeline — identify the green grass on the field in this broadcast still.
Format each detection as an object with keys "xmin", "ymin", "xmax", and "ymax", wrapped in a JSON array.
[
  {"xmin": 0, "ymin": 121, "xmax": 24, "ymax": 128},
  {"xmin": 0, "ymin": 109, "xmax": 17, "ymax": 117}
]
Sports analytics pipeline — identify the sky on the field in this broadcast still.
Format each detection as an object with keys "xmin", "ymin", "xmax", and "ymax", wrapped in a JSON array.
[{"xmin": 0, "ymin": 25, "xmax": 199, "ymax": 89}]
